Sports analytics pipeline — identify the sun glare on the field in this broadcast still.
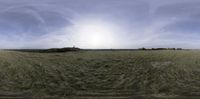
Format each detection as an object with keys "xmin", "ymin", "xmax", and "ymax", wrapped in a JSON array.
[{"xmin": 74, "ymin": 19, "xmax": 116, "ymax": 48}]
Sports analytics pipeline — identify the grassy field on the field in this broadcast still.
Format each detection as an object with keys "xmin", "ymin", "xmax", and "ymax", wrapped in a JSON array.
[{"xmin": 0, "ymin": 50, "xmax": 199, "ymax": 98}]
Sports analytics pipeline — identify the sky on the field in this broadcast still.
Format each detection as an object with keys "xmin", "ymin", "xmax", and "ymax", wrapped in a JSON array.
[{"xmin": 0, "ymin": 0, "xmax": 200, "ymax": 49}]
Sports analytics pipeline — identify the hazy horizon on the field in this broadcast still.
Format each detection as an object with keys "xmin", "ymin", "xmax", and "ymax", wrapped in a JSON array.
[{"xmin": 0, "ymin": 0, "xmax": 200, "ymax": 49}]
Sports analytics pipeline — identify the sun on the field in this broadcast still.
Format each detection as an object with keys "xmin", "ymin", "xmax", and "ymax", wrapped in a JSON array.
[
  {"xmin": 80, "ymin": 24, "xmax": 109, "ymax": 47},
  {"xmin": 74, "ymin": 19, "xmax": 116, "ymax": 48}
]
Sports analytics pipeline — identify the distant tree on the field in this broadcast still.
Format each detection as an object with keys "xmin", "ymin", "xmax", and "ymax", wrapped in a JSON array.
[{"xmin": 139, "ymin": 47, "xmax": 146, "ymax": 50}]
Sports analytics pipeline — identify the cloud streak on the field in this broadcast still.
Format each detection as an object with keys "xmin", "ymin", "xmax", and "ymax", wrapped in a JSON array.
[{"xmin": 0, "ymin": 0, "xmax": 200, "ymax": 48}]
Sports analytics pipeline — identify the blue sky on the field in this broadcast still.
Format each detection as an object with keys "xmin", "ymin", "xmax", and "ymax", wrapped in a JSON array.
[{"xmin": 0, "ymin": 0, "xmax": 200, "ymax": 49}]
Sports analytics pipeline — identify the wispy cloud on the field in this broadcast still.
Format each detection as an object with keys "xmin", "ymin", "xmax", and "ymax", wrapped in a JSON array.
[{"xmin": 0, "ymin": 0, "xmax": 200, "ymax": 48}]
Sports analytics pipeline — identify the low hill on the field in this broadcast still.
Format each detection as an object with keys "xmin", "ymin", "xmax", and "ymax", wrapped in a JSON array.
[
  {"xmin": 5, "ymin": 47, "xmax": 80, "ymax": 53},
  {"xmin": 0, "ymin": 50, "xmax": 199, "ymax": 98}
]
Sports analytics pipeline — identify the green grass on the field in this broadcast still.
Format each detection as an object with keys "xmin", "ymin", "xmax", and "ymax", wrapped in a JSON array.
[{"xmin": 0, "ymin": 50, "xmax": 199, "ymax": 98}]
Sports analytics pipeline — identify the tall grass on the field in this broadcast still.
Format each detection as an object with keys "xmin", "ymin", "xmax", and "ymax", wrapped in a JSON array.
[{"xmin": 0, "ymin": 50, "xmax": 199, "ymax": 97}]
